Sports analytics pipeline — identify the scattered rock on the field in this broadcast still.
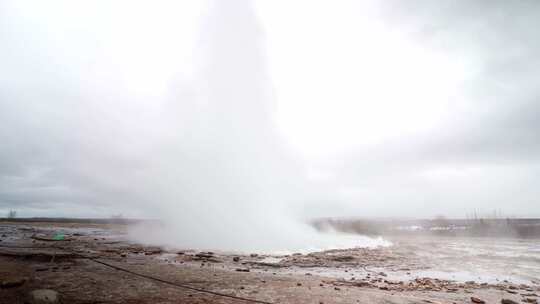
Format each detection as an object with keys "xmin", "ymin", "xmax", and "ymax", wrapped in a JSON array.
[
  {"xmin": 352, "ymin": 281, "xmax": 371, "ymax": 287},
  {"xmin": 235, "ymin": 268, "xmax": 250, "ymax": 272},
  {"xmin": 250, "ymin": 253, "xmax": 258, "ymax": 258},
  {"xmin": 195, "ymin": 252, "xmax": 214, "ymax": 259},
  {"xmin": 28, "ymin": 289, "xmax": 59, "ymax": 304},
  {"xmin": 144, "ymin": 249, "xmax": 162, "ymax": 255},
  {"xmin": 233, "ymin": 256, "xmax": 240, "ymax": 262},
  {"xmin": 501, "ymin": 299, "xmax": 519, "ymax": 304},
  {"xmin": 523, "ymin": 299, "xmax": 538, "ymax": 304},
  {"xmin": 103, "ymin": 249, "xmax": 120, "ymax": 254},
  {"xmin": 296, "ymin": 283, "xmax": 302, "ymax": 286},
  {"xmin": 1, "ymin": 277, "xmax": 27, "ymax": 288},
  {"xmin": 330, "ymin": 255, "xmax": 355, "ymax": 262},
  {"xmin": 471, "ymin": 297, "xmax": 486, "ymax": 304}
]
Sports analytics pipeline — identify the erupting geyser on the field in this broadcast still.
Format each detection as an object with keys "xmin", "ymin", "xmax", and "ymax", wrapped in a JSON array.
[{"xmin": 128, "ymin": 0, "xmax": 387, "ymax": 252}]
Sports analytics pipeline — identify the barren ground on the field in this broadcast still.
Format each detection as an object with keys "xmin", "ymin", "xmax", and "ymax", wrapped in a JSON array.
[{"xmin": 1, "ymin": 222, "xmax": 539, "ymax": 304}]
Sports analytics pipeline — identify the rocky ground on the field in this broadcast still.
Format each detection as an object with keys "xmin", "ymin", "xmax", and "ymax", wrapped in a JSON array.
[{"xmin": 1, "ymin": 222, "xmax": 539, "ymax": 304}]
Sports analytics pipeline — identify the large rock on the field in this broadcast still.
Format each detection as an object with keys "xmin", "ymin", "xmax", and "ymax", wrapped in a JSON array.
[
  {"xmin": 28, "ymin": 289, "xmax": 59, "ymax": 304},
  {"xmin": 471, "ymin": 297, "xmax": 486, "ymax": 304},
  {"xmin": 0, "ymin": 277, "xmax": 27, "ymax": 288}
]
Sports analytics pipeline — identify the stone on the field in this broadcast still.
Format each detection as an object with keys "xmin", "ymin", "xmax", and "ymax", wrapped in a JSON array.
[
  {"xmin": 28, "ymin": 289, "xmax": 59, "ymax": 304},
  {"xmin": 470, "ymin": 297, "xmax": 485, "ymax": 303},
  {"xmin": 235, "ymin": 268, "xmax": 250, "ymax": 272},
  {"xmin": 1, "ymin": 277, "xmax": 27, "ymax": 288},
  {"xmin": 501, "ymin": 299, "xmax": 518, "ymax": 304},
  {"xmin": 195, "ymin": 252, "xmax": 214, "ymax": 259}
]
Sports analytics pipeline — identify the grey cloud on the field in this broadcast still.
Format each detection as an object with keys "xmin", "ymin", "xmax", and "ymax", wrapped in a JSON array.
[
  {"xmin": 308, "ymin": 0, "xmax": 540, "ymax": 218},
  {"xmin": 1, "ymin": 0, "xmax": 539, "ymax": 224}
]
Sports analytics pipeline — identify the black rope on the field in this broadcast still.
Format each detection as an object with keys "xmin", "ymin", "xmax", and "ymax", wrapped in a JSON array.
[
  {"xmin": 0, "ymin": 244, "xmax": 276, "ymax": 304},
  {"xmin": 85, "ymin": 257, "xmax": 276, "ymax": 304}
]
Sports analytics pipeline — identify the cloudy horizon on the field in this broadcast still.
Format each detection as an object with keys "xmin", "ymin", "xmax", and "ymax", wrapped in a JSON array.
[{"xmin": 1, "ymin": 0, "xmax": 540, "ymax": 224}]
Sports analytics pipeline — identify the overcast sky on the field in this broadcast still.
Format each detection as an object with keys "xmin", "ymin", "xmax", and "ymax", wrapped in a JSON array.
[{"xmin": 1, "ymin": 0, "xmax": 539, "ymax": 220}]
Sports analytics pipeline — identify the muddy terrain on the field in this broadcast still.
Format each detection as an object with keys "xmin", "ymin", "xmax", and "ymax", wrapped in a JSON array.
[{"xmin": 1, "ymin": 221, "xmax": 539, "ymax": 304}]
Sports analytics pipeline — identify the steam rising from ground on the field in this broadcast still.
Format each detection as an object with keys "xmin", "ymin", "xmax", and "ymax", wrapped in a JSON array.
[
  {"xmin": 5, "ymin": 1, "xmax": 539, "ymax": 252},
  {"xmin": 0, "ymin": 0, "xmax": 388, "ymax": 252},
  {"xmin": 124, "ymin": 0, "xmax": 387, "ymax": 252}
]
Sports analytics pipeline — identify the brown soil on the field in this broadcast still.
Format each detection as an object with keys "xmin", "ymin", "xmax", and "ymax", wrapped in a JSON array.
[{"xmin": 1, "ymin": 222, "xmax": 538, "ymax": 304}]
